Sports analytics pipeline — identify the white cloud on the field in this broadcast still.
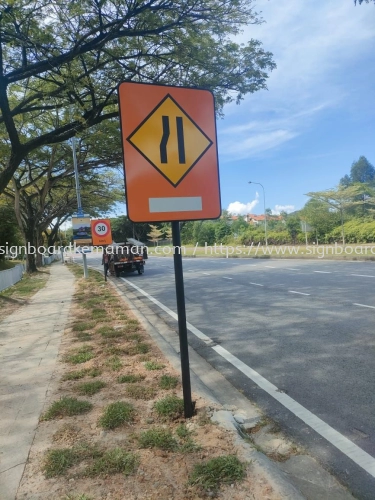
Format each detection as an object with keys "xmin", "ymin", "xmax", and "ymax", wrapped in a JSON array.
[
  {"xmin": 228, "ymin": 195, "xmax": 259, "ymax": 215},
  {"xmin": 218, "ymin": 0, "xmax": 375, "ymax": 160},
  {"xmin": 273, "ymin": 205, "xmax": 295, "ymax": 215}
]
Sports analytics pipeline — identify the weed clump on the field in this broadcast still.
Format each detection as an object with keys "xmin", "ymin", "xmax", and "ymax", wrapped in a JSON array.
[
  {"xmin": 99, "ymin": 402, "xmax": 134, "ymax": 429},
  {"xmin": 62, "ymin": 367, "xmax": 101, "ymax": 381},
  {"xmin": 117, "ymin": 374, "xmax": 145, "ymax": 384},
  {"xmin": 75, "ymin": 380, "xmax": 106, "ymax": 396},
  {"xmin": 105, "ymin": 355, "xmax": 123, "ymax": 371},
  {"xmin": 159, "ymin": 375, "xmax": 178, "ymax": 390},
  {"xmin": 97, "ymin": 326, "xmax": 125, "ymax": 338},
  {"xmin": 138, "ymin": 428, "xmax": 178, "ymax": 451},
  {"xmin": 43, "ymin": 448, "xmax": 76, "ymax": 477},
  {"xmin": 144, "ymin": 361, "xmax": 165, "ymax": 371},
  {"xmin": 41, "ymin": 397, "xmax": 93, "ymax": 420},
  {"xmin": 154, "ymin": 395, "xmax": 184, "ymax": 420},
  {"xmin": 64, "ymin": 345, "xmax": 94, "ymax": 364},
  {"xmin": 189, "ymin": 455, "xmax": 246, "ymax": 491},
  {"xmin": 85, "ymin": 448, "xmax": 139, "ymax": 477}
]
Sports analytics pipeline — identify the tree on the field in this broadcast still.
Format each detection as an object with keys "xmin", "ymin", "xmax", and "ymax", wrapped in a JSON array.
[
  {"xmin": 0, "ymin": 1, "xmax": 275, "ymax": 195},
  {"xmin": 147, "ymin": 225, "xmax": 163, "ymax": 246},
  {"xmin": 3, "ymin": 128, "xmax": 123, "ymax": 271},
  {"xmin": 300, "ymin": 198, "xmax": 338, "ymax": 242},
  {"xmin": 354, "ymin": 0, "xmax": 375, "ymax": 4},
  {"xmin": 0, "ymin": 197, "xmax": 21, "ymax": 259},
  {"xmin": 340, "ymin": 156, "xmax": 375, "ymax": 185},
  {"xmin": 305, "ymin": 185, "xmax": 364, "ymax": 245},
  {"xmin": 111, "ymin": 216, "xmax": 150, "ymax": 243},
  {"xmin": 285, "ymin": 216, "xmax": 301, "ymax": 244}
]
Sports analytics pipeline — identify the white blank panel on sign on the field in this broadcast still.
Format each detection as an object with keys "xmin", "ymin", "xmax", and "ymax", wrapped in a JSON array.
[{"xmin": 149, "ymin": 197, "xmax": 202, "ymax": 213}]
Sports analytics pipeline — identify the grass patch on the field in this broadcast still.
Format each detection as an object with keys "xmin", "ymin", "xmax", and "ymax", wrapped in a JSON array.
[
  {"xmin": 43, "ymin": 442, "xmax": 102, "ymax": 478},
  {"xmin": 117, "ymin": 374, "xmax": 145, "ymax": 384},
  {"xmin": 126, "ymin": 385, "xmax": 156, "ymax": 400},
  {"xmin": 73, "ymin": 332, "xmax": 92, "ymax": 342},
  {"xmin": 64, "ymin": 345, "xmax": 94, "ymax": 364},
  {"xmin": 159, "ymin": 375, "xmax": 179, "ymax": 390},
  {"xmin": 61, "ymin": 367, "xmax": 101, "ymax": 381},
  {"xmin": 126, "ymin": 343, "xmax": 150, "ymax": 356},
  {"xmin": 154, "ymin": 395, "xmax": 184, "ymax": 420},
  {"xmin": 75, "ymin": 380, "xmax": 106, "ymax": 396},
  {"xmin": 43, "ymin": 448, "xmax": 76, "ymax": 477},
  {"xmin": 128, "ymin": 333, "xmax": 143, "ymax": 342},
  {"xmin": 176, "ymin": 424, "xmax": 191, "ymax": 439},
  {"xmin": 104, "ymin": 345, "xmax": 125, "ymax": 355},
  {"xmin": 91, "ymin": 309, "xmax": 107, "ymax": 320},
  {"xmin": 82, "ymin": 298, "xmax": 102, "ymax": 308},
  {"xmin": 138, "ymin": 428, "xmax": 178, "ymax": 451},
  {"xmin": 97, "ymin": 326, "xmax": 125, "ymax": 338},
  {"xmin": 85, "ymin": 448, "xmax": 139, "ymax": 477},
  {"xmin": 41, "ymin": 397, "xmax": 93, "ymax": 420},
  {"xmin": 144, "ymin": 361, "xmax": 165, "ymax": 371},
  {"xmin": 72, "ymin": 321, "xmax": 95, "ymax": 332},
  {"xmin": 99, "ymin": 402, "xmax": 135, "ymax": 429},
  {"xmin": 105, "ymin": 355, "xmax": 123, "ymax": 371},
  {"xmin": 188, "ymin": 455, "xmax": 246, "ymax": 491}
]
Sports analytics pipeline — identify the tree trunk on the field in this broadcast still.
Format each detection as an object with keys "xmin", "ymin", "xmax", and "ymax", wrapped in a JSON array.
[{"xmin": 23, "ymin": 225, "xmax": 38, "ymax": 273}]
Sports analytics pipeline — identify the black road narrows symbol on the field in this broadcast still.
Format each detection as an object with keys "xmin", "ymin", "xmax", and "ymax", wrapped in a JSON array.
[
  {"xmin": 176, "ymin": 116, "xmax": 186, "ymax": 164},
  {"xmin": 160, "ymin": 115, "xmax": 186, "ymax": 165},
  {"xmin": 160, "ymin": 116, "xmax": 170, "ymax": 163}
]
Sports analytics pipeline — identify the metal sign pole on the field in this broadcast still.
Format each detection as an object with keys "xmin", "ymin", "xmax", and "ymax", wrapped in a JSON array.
[{"xmin": 171, "ymin": 221, "xmax": 193, "ymax": 418}]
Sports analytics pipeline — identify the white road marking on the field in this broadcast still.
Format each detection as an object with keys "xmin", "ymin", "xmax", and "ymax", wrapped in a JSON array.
[
  {"xmin": 212, "ymin": 346, "xmax": 375, "ymax": 479},
  {"xmin": 120, "ymin": 277, "xmax": 375, "ymax": 479},
  {"xmin": 314, "ymin": 271, "xmax": 331, "ymax": 274},
  {"xmin": 287, "ymin": 268, "xmax": 300, "ymax": 271},
  {"xmin": 202, "ymin": 272, "xmax": 211, "ymax": 275},
  {"xmin": 249, "ymin": 282, "xmax": 263, "ymax": 287},
  {"xmin": 289, "ymin": 291, "xmax": 310, "ymax": 296},
  {"xmin": 351, "ymin": 274, "xmax": 375, "ymax": 278},
  {"xmin": 353, "ymin": 303, "xmax": 375, "ymax": 310},
  {"xmin": 265, "ymin": 266, "xmax": 276, "ymax": 268},
  {"xmin": 223, "ymin": 277, "xmax": 233, "ymax": 280}
]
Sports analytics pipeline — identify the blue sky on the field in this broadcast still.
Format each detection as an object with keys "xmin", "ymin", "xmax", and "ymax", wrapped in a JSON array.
[{"xmin": 218, "ymin": 0, "xmax": 375, "ymax": 215}]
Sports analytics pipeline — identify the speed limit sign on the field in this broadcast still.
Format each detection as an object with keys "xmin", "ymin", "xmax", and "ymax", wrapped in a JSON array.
[{"xmin": 91, "ymin": 219, "xmax": 112, "ymax": 245}]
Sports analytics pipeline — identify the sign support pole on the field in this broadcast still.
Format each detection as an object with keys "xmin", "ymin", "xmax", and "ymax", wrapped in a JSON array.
[{"xmin": 171, "ymin": 221, "xmax": 193, "ymax": 418}]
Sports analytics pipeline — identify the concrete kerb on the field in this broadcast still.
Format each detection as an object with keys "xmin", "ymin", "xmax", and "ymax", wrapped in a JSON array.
[{"xmin": 0, "ymin": 263, "xmax": 75, "ymax": 500}]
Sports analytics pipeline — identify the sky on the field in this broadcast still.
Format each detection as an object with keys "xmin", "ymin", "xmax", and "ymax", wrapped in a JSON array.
[{"xmin": 218, "ymin": 0, "xmax": 375, "ymax": 216}]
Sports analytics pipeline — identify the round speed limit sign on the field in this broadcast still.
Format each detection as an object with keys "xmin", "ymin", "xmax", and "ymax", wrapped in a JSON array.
[{"xmin": 94, "ymin": 222, "xmax": 109, "ymax": 236}]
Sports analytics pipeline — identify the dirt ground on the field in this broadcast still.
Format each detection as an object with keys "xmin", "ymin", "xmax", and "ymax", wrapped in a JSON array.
[{"xmin": 16, "ymin": 267, "xmax": 281, "ymax": 500}]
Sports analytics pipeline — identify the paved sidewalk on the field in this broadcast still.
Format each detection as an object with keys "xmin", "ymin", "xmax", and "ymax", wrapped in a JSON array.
[{"xmin": 0, "ymin": 264, "xmax": 75, "ymax": 500}]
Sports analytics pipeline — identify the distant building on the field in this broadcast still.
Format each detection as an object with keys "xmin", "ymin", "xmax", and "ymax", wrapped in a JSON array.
[{"xmin": 228, "ymin": 213, "xmax": 283, "ymax": 225}]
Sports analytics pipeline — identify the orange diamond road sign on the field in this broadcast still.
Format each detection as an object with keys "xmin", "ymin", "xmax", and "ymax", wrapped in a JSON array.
[
  {"xmin": 118, "ymin": 82, "xmax": 221, "ymax": 222},
  {"xmin": 91, "ymin": 219, "xmax": 112, "ymax": 246}
]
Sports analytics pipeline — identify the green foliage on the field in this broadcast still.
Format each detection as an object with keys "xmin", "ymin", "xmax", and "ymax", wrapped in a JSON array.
[
  {"xmin": 144, "ymin": 361, "xmax": 165, "ymax": 371},
  {"xmin": 159, "ymin": 375, "xmax": 179, "ymax": 390},
  {"xmin": 99, "ymin": 402, "xmax": 135, "ymax": 429},
  {"xmin": 97, "ymin": 326, "xmax": 125, "ymax": 338},
  {"xmin": 64, "ymin": 345, "xmax": 94, "ymax": 364},
  {"xmin": 117, "ymin": 374, "xmax": 146, "ymax": 384},
  {"xmin": 154, "ymin": 396, "xmax": 184, "ymax": 420},
  {"xmin": 75, "ymin": 380, "xmax": 106, "ymax": 396},
  {"xmin": 85, "ymin": 448, "xmax": 139, "ymax": 477},
  {"xmin": 188, "ymin": 455, "xmax": 246, "ymax": 490},
  {"xmin": 62, "ymin": 367, "xmax": 101, "ymax": 381},
  {"xmin": 41, "ymin": 397, "xmax": 93, "ymax": 420},
  {"xmin": 138, "ymin": 428, "xmax": 178, "ymax": 451},
  {"xmin": 105, "ymin": 355, "xmax": 123, "ymax": 371},
  {"xmin": 43, "ymin": 448, "xmax": 77, "ymax": 478}
]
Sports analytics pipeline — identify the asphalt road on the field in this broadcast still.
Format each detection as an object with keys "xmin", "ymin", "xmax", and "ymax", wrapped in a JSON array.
[{"xmin": 75, "ymin": 253, "xmax": 375, "ymax": 499}]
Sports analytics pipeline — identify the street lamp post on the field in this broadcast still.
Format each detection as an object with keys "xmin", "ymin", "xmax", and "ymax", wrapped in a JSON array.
[{"xmin": 248, "ymin": 181, "xmax": 268, "ymax": 246}]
